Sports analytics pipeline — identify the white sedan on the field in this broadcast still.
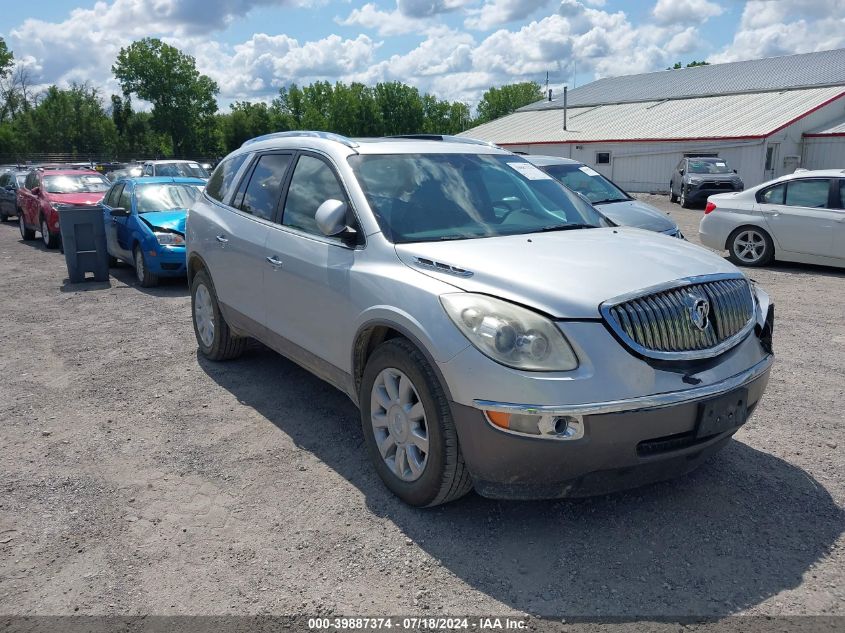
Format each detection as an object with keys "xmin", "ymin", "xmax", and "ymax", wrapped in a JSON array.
[{"xmin": 699, "ymin": 169, "xmax": 845, "ymax": 268}]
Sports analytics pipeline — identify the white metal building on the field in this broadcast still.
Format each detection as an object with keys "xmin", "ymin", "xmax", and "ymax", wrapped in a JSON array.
[{"xmin": 461, "ymin": 49, "xmax": 845, "ymax": 193}]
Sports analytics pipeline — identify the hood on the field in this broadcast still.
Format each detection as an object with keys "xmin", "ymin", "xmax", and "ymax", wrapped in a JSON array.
[
  {"xmin": 139, "ymin": 210, "xmax": 187, "ymax": 233},
  {"xmin": 596, "ymin": 199, "xmax": 677, "ymax": 233},
  {"xmin": 395, "ymin": 227, "xmax": 739, "ymax": 318},
  {"xmin": 48, "ymin": 192, "xmax": 105, "ymax": 206}
]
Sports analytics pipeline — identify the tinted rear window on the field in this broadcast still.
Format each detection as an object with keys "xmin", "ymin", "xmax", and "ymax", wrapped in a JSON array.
[{"xmin": 206, "ymin": 154, "xmax": 248, "ymax": 203}]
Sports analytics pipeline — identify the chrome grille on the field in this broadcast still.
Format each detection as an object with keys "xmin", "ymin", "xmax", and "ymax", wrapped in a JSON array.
[{"xmin": 602, "ymin": 276, "xmax": 755, "ymax": 360}]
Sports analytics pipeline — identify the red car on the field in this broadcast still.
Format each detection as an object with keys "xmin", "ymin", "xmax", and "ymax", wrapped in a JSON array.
[{"xmin": 18, "ymin": 168, "xmax": 110, "ymax": 248}]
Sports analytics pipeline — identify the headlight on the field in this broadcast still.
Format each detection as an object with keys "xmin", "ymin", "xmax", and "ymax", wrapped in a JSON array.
[
  {"xmin": 154, "ymin": 232, "xmax": 184, "ymax": 246},
  {"xmin": 440, "ymin": 293, "xmax": 578, "ymax": 371},
  {"xmin": 688, "ymin": 177, "xmax": 702, "ymax": 184},
  {"xmin": 50, "ymin": 202, "xmax": 69, "ymax": 210}
]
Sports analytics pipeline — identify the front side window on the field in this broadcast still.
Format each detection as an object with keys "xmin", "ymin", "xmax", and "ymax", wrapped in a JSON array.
[
  {"xmin": 539, "ymin": 164, "xmax": 629, "ymax": 204},
  {"xmin": 349, "ymin": 153, "xmax": 606, "ymax": 244},
  {"xmin": 106, "ymin": 184, "xmax": 124, "ymax": 207},
  {"xmin": 0, "ymin": 174, "xmax": 8, "ymax": 187},
  {"xmin": 26, "ymin": 172, "xmax": 38, "ymax": 189},
  {"xmin": 43, "ymin": 174, "xmax": 110, "ymax": 193},
  {"xmin": 784, "ymin": 179, "xmax": 830, "ymax": 209},
  {"xmin": 283, "ymin": 155, "xmax": 347, "ymax": 235},
  {"xmin": 206, "ymin": 154, "xmax": 248, "ymax": 203},
  {"xmin": 237, "ymin": 153, "xmax": 292, "ymax": 221},
  {"xmin": 136, "ymin": 184, "xmax": 202, "ymax": 213},
  {"xmin": 838, "ymin": 180, "xmax": 845, "ymax": 209}
]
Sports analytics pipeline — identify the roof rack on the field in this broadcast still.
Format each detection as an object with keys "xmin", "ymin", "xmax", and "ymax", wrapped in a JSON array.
[
  {"xmin": 241, "ymin": 131, "xmax": 359, "ymax": 148},
  {"xmin": 387, "ymin": 134, "xmax": 499, "ymax": 148}
]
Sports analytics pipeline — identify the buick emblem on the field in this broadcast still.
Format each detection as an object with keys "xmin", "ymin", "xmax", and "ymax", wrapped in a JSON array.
[{"xmin": 687, "ymin": 294, "xmax": 710, "ymax": 331}]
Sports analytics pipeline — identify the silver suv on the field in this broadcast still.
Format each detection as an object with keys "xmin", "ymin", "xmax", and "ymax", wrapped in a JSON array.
[{"xmin": 186, "ymin": 132, "xmax": 775, "ymax": 506}]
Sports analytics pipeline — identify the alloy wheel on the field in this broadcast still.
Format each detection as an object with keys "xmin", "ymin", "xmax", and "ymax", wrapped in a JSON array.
[
  {"xmin": 19, "ymin": 215, "xmax": 25, "ymax": 239},
  {"xmin": 134, "ymin": 249, "xmax": 145, "ymax": 284},
  {"xmin": 733, "ymin": 230, "xmax": 767, "ymax": 264},
  {"xmin": 193, "ymin": 283, "xmax": 215, "ymax": 348},
  {"xmin": 41, "ymin": 219, "xmax": 50, "ymax": 246},
  {"xmin": 370, "ymin": 367, "xmax": 429, "ymax": 482}
]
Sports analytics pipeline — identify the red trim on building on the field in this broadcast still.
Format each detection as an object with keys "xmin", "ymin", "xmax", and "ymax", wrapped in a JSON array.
[
  {"xmin": 803, "ymin": 132, "xmax": 845, "ymax": 138},
  {"xmin": 497, "ymin": 90, "xmax": 845, "ymax": 147}
]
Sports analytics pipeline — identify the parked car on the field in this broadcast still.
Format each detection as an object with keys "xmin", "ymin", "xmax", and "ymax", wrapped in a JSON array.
[
  {"xmin": 101, "ymin": 177, "xmax": 205, "ymax": 286},
  {"xmin": 670, "ymin": 157, "xmax": 744, "ymax": 208},
  {"xmin": 700, "ymin": 169, "xmax": 845, "ymax": 268},
  {"xmin": 0, "ymin": 170, "xmax": 27, "ymax": 221},
  {"xmin": 525, "ymin": 155, "xmax": 683, "ymax": 238},
  {"xmin": 186, "ymin": 132, "xmax": 774, "ymax": 507},
  {"xmin": 108, "ymin": 164, "xmax": 144, "ymax": 181},
  {"xmin": 17, "ymin": 169, "xmax": 110, "ymax": 248},
  {"xmin": 141, "ymin": 160, "xmax": 210, "ymax": 181}
]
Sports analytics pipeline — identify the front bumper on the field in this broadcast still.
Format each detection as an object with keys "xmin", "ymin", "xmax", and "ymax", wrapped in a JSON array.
[
  {"xmin": 685, "ymin": 185, "xmax": 743, "ymax": 203},
  {"xmin": 451, "ymin": 354, "xmax": 773, "ymax": 500},
  {"xmin": 147, "ymin": 245, "xmax": 187, "ymax": 276}
]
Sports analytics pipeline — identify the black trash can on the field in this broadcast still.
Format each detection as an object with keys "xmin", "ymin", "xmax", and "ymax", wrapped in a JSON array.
[{"xmin": 58, "ymin": 205, "xmax": 110, "ymax": 283}]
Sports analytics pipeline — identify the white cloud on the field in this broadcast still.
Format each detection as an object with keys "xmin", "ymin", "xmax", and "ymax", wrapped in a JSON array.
[
  {"xmin": 711, "ymin": 0, "xmax": 845, "ymax": 62},
  {"xmin": 652, "ymin": 0, "xmax": 723, "ymax": 26},
  {"xmin": 465, "ymin": 0, "xmax": 554, "ymax": 30},
  {"xmin": 336, "ymin": 3, "xmax": 428, "ymax": 36},
  {"xmin": 396, "ymin": 0, "xmax": 474, "ymax": 18}
]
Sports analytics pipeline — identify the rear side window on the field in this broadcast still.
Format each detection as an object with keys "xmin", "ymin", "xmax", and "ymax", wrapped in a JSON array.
[
  {"xmin": 282, "ymin": 155, "xmax": 347, "ymax": 235},
  {"xmin": 758, "ymin": 183, "xmax": 785, "ymax": 204},
  {"xmin": 236, "ymin": 154, "xmax": 292, "ymax": 221},
  {"xmin": 206, "ymin": 154, "xmax": 248, "ymax": 203},
  {"xmin": 838, "ymin": 181, "xmax": 845, "ymax": 209},
  {"xmin": 785, "ymin": 179, "xmax": 830, "ymax": 208}
]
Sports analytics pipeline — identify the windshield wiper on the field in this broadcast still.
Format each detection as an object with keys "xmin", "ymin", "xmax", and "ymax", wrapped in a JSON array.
[
  {"xmin": 593, "ymin": 198, "xmax": 629, "ymax": 205},
  {"xmin": 535, "ymin": 223, "xmax": 595, "ymax": 233}
]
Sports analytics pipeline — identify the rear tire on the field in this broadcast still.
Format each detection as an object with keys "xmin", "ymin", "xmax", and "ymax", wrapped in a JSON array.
[
  {"xmin": 0, "ymin": 212, "xmax": 8, "ymax": 222},
  {"xmin": 19, "ymin": 215, "xmax": 35, "ymax": 240},
  {"xmin": 360, "ymin": 338, "xmax": 473, "ymax": 507},
  {"xmin": 133, "ymin": 246, "xmax": 159, "ymax": 287},
  {"xmin": 191, "ymin": 269, "xmax": 246, "ymax": 361},
  {"xmin": 727, "ymin": 226, "xmax": 774, "ymax": 267}
]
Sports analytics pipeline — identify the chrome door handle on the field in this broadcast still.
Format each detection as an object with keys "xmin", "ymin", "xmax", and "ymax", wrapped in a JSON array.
[
  {"xmin": 215, "ymin": 235, "xmax": 229, "ymax": 244},
  {"xmin": 266, "ymin": 255, "xmax": 283, "ymax": 268}
]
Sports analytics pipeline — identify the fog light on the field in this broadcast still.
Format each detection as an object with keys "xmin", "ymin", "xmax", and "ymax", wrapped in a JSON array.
[{"xmin": 484, "ymin": 411, "xmax": 584, "ymax": 440}]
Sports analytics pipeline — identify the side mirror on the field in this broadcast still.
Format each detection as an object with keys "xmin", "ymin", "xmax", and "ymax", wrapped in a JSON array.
[
  {"xmin": 733, "ymin": 169, "xmax": 738, "ymax": 174},
  {"xmin": 678, "ymin": 170, "xmax": 685, "ymax": 176},
  {"xmin": 110, "ymin": 207, "xmax": 130, "ymax": 217},
  {"xmin": 31, "ymin": 186, "xmax": 41, "ymax": 195},
  {"xmin": 315, "ymin": 199, "xmax": 349, "ymax": 237},
  {"xmin": 4, "ymin": 185, "xmax": 13, "ymax": 192}
]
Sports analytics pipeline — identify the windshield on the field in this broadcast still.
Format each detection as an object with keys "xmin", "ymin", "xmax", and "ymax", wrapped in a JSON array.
[
  {"xmin": 136, "ymin": 183, "xmax": 201, "ymax": 213},
  {"xmin": 538, "ymin": 163, "xmax": 630, "ymax": 204},
  {"xmin": 155, "ymin": 163, "xmax": 209, "ymax": 178},
  {"xmin": 43, "ymin": 174, "xmax": 110, "ymax": 193},
  {"xmin": 688, "ymin": 159, "xmax": 732, "ymax": 174},
  {"xmin": 348, "ymin": 154, "xmax": 607, "ymax": 243}
]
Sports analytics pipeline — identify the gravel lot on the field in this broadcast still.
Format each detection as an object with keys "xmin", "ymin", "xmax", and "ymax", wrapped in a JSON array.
[{"xmin": 0, "ymin": 194, "xmax": 843, "ymax": 621}]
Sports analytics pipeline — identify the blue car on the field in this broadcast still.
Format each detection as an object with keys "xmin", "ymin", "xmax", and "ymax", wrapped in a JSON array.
[{"xmin": 101, "ymin": 177, "xmax": 205, "ymax": 286}]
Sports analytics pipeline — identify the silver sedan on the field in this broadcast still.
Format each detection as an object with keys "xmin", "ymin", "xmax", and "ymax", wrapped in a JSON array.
[{"xmin": 699, "ymin": 169, "xmax": 845, "ymax": 268}]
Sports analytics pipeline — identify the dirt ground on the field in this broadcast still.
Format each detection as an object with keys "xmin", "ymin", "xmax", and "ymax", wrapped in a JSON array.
[{"xmin": 0, "ymin": 194, "xmax": 843, "ymax": 621}]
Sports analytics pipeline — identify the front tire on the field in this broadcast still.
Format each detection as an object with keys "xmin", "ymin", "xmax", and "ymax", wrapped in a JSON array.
[
  {"xmin": 360, "ymin": 338, "xmax": 472, "ymax": 507},
  {"xmin": 41, "ymin": 218, "xmax": 60, "ymax": 249},
  {"xmin": 133, "ymin": 246, "xmax": 159, "ymax": 287},
  {"xmin": 19, "ymin": 215, "xmax": 35, "ymax": 240},
  {"xmin": 191, "ymin": 269, "xmax": 246, "ymax": 361},
  {"xmin": 0, "ymin": 212, "xmax": 8, "ymax": 222},
  {"xmin": 727, "ymin": 226, "xmax": 774, "ymax": 267},
  {"xmin": 679, "ymin": 187, "xmax": 691, "ymax": 208}
]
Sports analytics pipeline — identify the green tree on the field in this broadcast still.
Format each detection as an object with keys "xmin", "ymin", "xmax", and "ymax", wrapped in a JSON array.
[
  {"xmin": 668, "ymin": 60, "xmax": 710, "ymax": 69},
  {"xmin": 0, "ymin": 38, "xmax": 12, "ymax": 79},
  {"xmin": 475, "ymin": 81, "xmax": 543, "ymax": 125},
  {"xmin": 112, "ymin": 38, "xmax": 219, "ymax": 156},
  {"xmin": 12, "ymin": 84, "xmax": 118, "ymax": 156},
  {"xmin": 221, "ymin": 101, "xmax": 281, "ymax": 150},
  {"xmin": 374, "ymin": 81, "xmax": 424, "ymax": 136}
]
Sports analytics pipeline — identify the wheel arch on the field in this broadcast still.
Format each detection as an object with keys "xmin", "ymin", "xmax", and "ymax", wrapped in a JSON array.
[
  {"xmin": 187, "ymin": 252, "xmax": 210, "ymax": 286},
  {"xmin": 352, "ymin": 319, "xmax": 455, "ymax": 405}
]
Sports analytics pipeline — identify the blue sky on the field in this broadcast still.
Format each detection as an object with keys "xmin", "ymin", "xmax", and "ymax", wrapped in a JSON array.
[{"xmin": 2, "ymin": 0, "xmax": 844, "ymax": 110}]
